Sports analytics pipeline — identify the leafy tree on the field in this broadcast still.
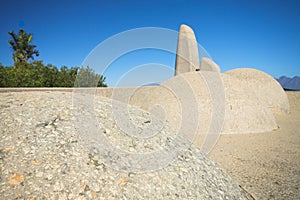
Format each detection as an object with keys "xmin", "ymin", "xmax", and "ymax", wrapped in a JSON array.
[
  {"xmin": 3, "ymin": 29, "xmax": 107, "ymax": 87},
  {"xmin": 45, "ymin": 64, "xmax": 59, "ymax": 87},
  {"xmin": 55, "ymin": 66, "xmax": 79, "ymax": 87},
  {"xmin": 75, "ymin": 66, "xmax": 107, "ymax": 87},
  {"xmin": 8, "ymin": 29, "xmax": 39, "ymax": 63},
  {"xmin": 0, "ymin": 63, "xmax": 6, "ymax": 86}
]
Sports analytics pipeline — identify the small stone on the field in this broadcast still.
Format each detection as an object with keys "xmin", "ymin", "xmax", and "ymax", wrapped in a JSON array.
[
  {"xmin": 68, "ymin": 193, "xmax": 74, "ymax": 199},
  {"xmin": 91, "ymin": 191, "xmax": 97, "ymax": 198},
  {"xmin": 36, "ymin": 172, "xmax": 43, "ymax": 178},
  {"xmin": 118, "ymin": 178, "xmax": 127, "ymax": 186},
  {"xmin": 45, "ymin": 125, "xmax": 52, "ymax": 129},
  {"xmin": 53, "ymin": 185, "xmax": 60, "ymax": 192},
  {"xmin": 129, "ymin": 147, "xmax": 135, "ymax": 152},
  {"xmin": 31, "ymin": 160, "xmax": 40, "ymax": 166},
  {"xmin": 128, "ymin": 172, "xmax": 135, "ymax": 178},
  {"xmin": 91, "ymin": 183, "xmax": 100, "ymax": 192},
  {"xmin": 181, "ymin": 168, "xmax": 188, "ymax": 173},
  {"xmin": 46, "ymin": 174, "xmax": 53, "ymax": 180},
  {"xmin": 86, "ymin": 191, "xmax": 93, "ymax": 199},
  {"xmin": 23, "ymin": 147, "xmax": 30, "ymax": 154},
  {"xmin": 2, "ymin": 147, "xmax": 12, "ymax": 153},
  {"xmin": 8, "ymin": 173, "xmax": 24, "ymax": 185}
]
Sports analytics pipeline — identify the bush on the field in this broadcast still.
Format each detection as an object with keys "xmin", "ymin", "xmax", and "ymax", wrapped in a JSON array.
[
  {"xmin": 75, "ymin": 66, "xmax": 107, "ymax": 87},
  {"xmin": 0, "ymin": 62, "xmax": 107, "ymax": 87}
]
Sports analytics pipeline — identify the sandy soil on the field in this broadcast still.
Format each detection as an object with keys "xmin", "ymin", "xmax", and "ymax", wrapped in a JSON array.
[{"xmin": 209, "ymin": 91, "xmax": 300, "ymax": 199}]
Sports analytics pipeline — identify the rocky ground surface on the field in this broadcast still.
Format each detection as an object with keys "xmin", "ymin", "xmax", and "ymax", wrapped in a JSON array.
[
  {"xmin": 210, "ymin": 91, "xmax": 300, "ymax": 200},
  {"xmin": 0, "ymin": 91, "xmax": 249, "ymax": 200}
]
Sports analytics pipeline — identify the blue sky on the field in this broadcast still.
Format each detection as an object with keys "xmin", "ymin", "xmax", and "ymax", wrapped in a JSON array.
[{"xmin": 0, "ymin": 0, "xmax": 299, "ymax": 86}]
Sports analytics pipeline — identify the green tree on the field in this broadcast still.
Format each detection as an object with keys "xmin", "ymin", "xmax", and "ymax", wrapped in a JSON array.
[
  {"xmin": 8, "ymin": 29, "xmax": 39, "ymax": 63},
  {"xmin": 0, "ymin": 63, "xmax": 6, "ymax": 87},
  {"xmin": 55, "ymin": 66, "xmax": 76, "ymax": 87},
  {"xmin": 75, "ymin": 66, "xmax": 107, "ymax": 87}
]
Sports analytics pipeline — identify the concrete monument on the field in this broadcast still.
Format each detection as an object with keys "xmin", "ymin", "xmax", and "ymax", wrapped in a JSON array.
[{"xmin": 175, "ymin": 24, "xmax": 200, "ymax": 75}]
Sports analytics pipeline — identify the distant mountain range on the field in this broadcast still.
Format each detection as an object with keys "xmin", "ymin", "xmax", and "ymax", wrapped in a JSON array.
[
  {"xmin": 276, "ymin": 76, "xmax": 300, "ymax": 91},
  {"xmin": 142, "ymin": 83, "xmax": 160, "ymax": 86}
]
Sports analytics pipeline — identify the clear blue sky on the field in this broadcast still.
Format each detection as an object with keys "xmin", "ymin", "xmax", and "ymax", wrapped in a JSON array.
[{"xmin": 0, "ymin": 0, "xmax": 299, "ymax": 86}]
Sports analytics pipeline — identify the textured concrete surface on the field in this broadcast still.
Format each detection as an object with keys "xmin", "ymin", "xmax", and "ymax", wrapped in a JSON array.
[
  {"xmin": 225, "ymin": 68, "xmax": 290, "ymax": 115},
  {"xmin": 200, "ymin": 57, "xmax": 221, "ymax": 72},
  {"xmin": 0, "ymin": 91, "xmax": 250, "ymax": 199},
  {"xmin": 93, "ymin": 71, "xmax": 280, "ymax": 136},
  {"xmin": 175, "ymin": 24, "xmax": 199, "ymax": 75}
]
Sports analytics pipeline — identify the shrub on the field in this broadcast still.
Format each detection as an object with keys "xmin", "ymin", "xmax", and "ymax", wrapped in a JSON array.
[{"xmin": 0, "ymin": 62, "xmax": 107, "ymax": 87}]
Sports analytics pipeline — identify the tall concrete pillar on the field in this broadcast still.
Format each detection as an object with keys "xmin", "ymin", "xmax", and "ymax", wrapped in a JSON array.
[{"xmin": 175, "ymin": 24, "xmax": 200, "ymax": 75}]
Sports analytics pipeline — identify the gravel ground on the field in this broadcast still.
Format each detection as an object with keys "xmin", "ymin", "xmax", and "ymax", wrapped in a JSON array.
[
  {"xmin": 0, "ymin": 91, "xmax": 250, "ymax": 200},
  {"xmin": 210, "ymin": 91, "xmax": 300, "ymax": 200}
]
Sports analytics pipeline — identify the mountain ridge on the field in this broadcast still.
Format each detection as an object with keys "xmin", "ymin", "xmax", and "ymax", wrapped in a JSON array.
[{"xmin": 276, "ymin": 76, "xmax": 300, "ymax": 91}]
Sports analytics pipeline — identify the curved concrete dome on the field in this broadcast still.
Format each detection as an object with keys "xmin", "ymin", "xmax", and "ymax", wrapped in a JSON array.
[
  {"xmin": 163, "ymin": 72, "xmax": 278, "ymax": 135},
  {"xmin": 98, "ymin": 71, "xmax": 281, "ymax": 137},
  {"xmin": 225, "ymin": 68, "xmax": 290, "ymax": 115},
  {"xmin": 119, "ymin": 71, "xmax": 279, "ymax": 142},
  {"xmin": 221, "ymin": 73, "xmax": 278, "ymax": 134}
]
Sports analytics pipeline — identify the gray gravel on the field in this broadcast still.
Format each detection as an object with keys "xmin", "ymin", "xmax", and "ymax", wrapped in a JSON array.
[{"xmin": 0, "ymin": 91, "xmax": 251, "ymax": 199}]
